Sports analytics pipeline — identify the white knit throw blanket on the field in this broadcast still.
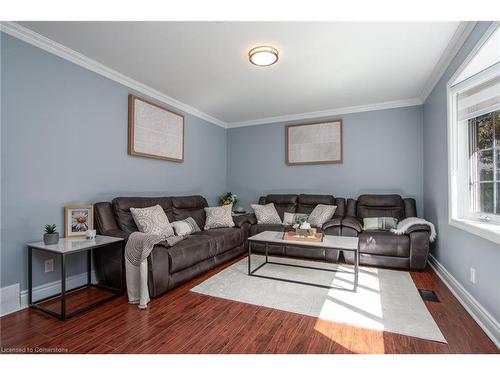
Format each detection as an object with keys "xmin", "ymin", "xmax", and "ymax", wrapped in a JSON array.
[
  {"xmin": 390, "ymin": 217, "xmax": 437, "ymax": 242},
  {"xmin": 125, "ymin": 232, "xmax": 184, "ymax": 309}
]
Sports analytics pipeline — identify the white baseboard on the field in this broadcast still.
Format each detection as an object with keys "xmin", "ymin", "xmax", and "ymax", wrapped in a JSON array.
[
  {"xmin": 0, "ymin": 271, "xmax": 97, "ymax": 317},
  {"xmin": 428, "ymin": 255, "xmax": 500, "ymax": 349}
]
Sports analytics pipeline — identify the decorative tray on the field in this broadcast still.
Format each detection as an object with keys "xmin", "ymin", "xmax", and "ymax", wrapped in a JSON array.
[{"xmin": 282, "ymin": 231, "xmax": 324, "ymax": 243}]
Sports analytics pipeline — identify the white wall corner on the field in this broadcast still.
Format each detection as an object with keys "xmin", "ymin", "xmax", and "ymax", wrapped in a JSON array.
[
  {"xmin": 0, "ymin": 283, "xmax": 21, "ymax": 317},
  {"xmin": 428, "ymin": 255, "xmax": 500, "ymax": 349},
  {"xmin": 0, "ymin": 21, "xmax": 228, "ymax": 129},
  {"xmin": 419, "ymin": 21, "xmax": 478, "ymax": 103}
]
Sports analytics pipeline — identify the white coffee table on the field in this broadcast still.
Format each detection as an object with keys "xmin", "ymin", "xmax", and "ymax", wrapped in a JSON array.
[{"xmin": 247, "ymin": 231, "xmax": 360, "ymax": 291}]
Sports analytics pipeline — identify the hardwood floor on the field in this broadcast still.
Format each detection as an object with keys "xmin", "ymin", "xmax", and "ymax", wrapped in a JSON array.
[{"xmin": 0, "ymin": 256, "xmax": 498, "ymax": 354}]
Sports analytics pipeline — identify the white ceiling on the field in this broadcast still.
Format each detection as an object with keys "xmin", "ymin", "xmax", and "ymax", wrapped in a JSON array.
[{"xmin": 18, "ymin": 21, "xmax": 463, "ymax": 126}]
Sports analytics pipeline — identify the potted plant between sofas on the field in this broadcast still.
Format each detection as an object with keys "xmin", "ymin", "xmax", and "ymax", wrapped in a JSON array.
[
  {"xmin": 219, "ymin": 192, "xmax": 238, "ymax": 207},
  {"xmin": 43, "ymin": 224, "xmax": 59, "ymax": 245}
]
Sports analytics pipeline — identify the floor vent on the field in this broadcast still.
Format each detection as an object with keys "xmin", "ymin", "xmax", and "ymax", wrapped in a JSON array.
[{"xmin": 418, "ymin": 289, "xmax": 440, "ymax": 302}]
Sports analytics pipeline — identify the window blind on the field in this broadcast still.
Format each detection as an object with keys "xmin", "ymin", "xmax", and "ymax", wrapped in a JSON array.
[{"xmin": 457, "ymin": 75, "xmax": 500, "ymax": 121}]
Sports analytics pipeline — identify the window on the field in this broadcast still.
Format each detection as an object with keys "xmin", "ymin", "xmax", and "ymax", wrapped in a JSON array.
[
  {"xmin": 468, "ymin": 110, "xmax": 500, "ymax": 218},
  {"xmin": 448, "ymin": 22, "xmax": 500, "ymax": 244}
]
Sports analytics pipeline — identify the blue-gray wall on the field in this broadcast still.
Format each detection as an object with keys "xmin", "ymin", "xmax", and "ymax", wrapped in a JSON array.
[
  {"xmin": 0, "ymin": 33, "xmax": 227, "ymax": 290},
  {"xmin": 423, "ymin": 21, "xmax": 500, "ymax": 321},
  {"xmin": 227, "ymin": 106, "xmax": 424, "ymax": 213}
]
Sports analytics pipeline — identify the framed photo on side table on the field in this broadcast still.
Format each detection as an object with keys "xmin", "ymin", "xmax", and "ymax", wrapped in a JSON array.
[{"xmin": 64, "ymin": 205, "xmax": 94, "ymax": 238}]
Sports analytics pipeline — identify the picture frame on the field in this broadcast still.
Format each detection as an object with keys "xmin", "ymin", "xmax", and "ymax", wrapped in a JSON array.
[
  {"xmin": 285, "ymin": 119, "xmax": 343, "ymax": 165},
  {"xmin": 128, "ymin": 94, "xmax": 185, "ymax": 162},
  {"xmin": 64, "ymin": 205, "xmax": 94, "ymax": 238}
]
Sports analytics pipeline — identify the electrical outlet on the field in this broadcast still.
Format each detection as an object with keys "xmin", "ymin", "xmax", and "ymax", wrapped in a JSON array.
[
  {"xmin": 44, "ymin": 259, "xmax": 54, "ymax": 273},
  {"xmin": 470, "ymin": 267, "xmax": 476, "ymax": 284}
]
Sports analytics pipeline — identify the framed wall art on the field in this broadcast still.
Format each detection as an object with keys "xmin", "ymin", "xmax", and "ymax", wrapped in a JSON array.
[
  {"xmin": 285, "ymin": 120, "xmax": 343, "ymax": 165},
  {"xmin": 64, "ymin": 205, "xmax": 94, "ymax": 238},
  {"xmin": 128, "ymin": 94, "xmax": 185, "ymax": 162}
]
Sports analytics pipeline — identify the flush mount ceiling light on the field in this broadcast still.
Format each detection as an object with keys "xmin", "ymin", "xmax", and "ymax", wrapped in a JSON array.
[{"xmin": 248, "ymin": 46, "xmax": 279, "ymax": 66}]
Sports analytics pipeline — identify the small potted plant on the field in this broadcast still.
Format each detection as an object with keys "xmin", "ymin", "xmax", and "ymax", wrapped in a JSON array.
[
  {"xmin": 43, "ymin": 224, "xmax": 59, "ymax": 245},
  {"xmin": 219, "ymin": 192, "xmax": 238, "ymax": 207},
  {"xmin": 293, "ymin": 217, "xmax": 311, "ymax": 237}
]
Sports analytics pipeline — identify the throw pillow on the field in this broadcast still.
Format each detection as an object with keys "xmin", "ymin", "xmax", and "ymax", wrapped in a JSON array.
[
  {"xmin": 308, "ymin": 204, "xmax": 337, "ymax": 227},
  {"xmin": 130, "ymin": 205, "xmax": 174, "ymax": 237},
  {"xmin": 204, "ymin": 205, "xmax": 235, "ymax": 229},
  {"xmin": 363, "ymin": 217, "xmax": 398, "ymax": 231},
  {"xmin": 251, "ymin": 203, "xmax": 282, "ymax": 224},
  {"xmin": 283, "ymin": 212, "xmax": 309, "ymax": 225},
  {"xmin": 171, "ymin": 217, "xmax": 201, "ymax": 236}
]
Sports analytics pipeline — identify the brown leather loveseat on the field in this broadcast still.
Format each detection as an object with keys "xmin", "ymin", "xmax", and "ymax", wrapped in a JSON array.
[
  {"xmin": 341, "ymin": 194, "xmax": 430, "ymax": 270},
  {"xmin": 93, "ymin": 195, "xmax": 250, "ymax": 298},
  {"xmin": 249, "ymin": 194, "xmax": 345, "ymax": 262}
]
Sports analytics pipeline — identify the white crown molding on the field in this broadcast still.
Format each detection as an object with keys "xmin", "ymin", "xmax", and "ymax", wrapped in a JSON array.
[
  {"xmin": 1, "ymin": 21, "xmax": 467, "ymax": 130},
  {"xmin": 0, "ymin": 21, "xmax": 228, "ymax": 128},
  {"xmin": 419, "ymin": 21, "xmax": 477, "ymax": 103},
  {"xmin": 227, "ymin": 98, "xmax": 422, "ymax": 128},
  {"xmin": 428, "ymin": 255, "xmax": 500, "ymax": 349}
]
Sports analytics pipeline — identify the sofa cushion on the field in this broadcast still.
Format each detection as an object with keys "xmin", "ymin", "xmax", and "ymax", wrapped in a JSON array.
[
  {"xmin": 251, "ymin": 203, "xmax": 282, "ymax": 224},
  {"xmin": 112, "ymin": 197, "xmax": 173, "ymax": 234},
  {"xmin": 204, "ymin": 205, "xmax": 235, "ymax": 229},
  {"xmin": 167, "ymin": 235, "xmax": 215, "ymax": 273},
  {"xmin": 358, "ymin": 231, "xmax": 410, "ymax": 257},
  {"xmin": 262, "ymin": 194, "xmax": 298, "ymax": 219},
  {"xmin": 130, "ymin": 205, "xmax": 175, "ymax": 237},
  {"xmin": 357, "ymin": 194, "xmax": 405, "ymax": 221},
  {"xmin": 283, "ymin": 212, "xmax": 309, "ymax": 225},
  {"xmin": 172, "ymin": 195, "xmax": 208, "ymax": 229},
  {"xmin": 308, "ymin": 204, "xmax": 337, "ymax": 227},
  {"xmin": 363, "ymin": 217, "xmax": 398, "ymax": 231},
  {"xmin": 171, "ymin": 217, "xmax": 201, "ymax": 236},
  {"xmin": 297, "ymin": 194, "xmax": 335, "ymax": 214},
  {"xmin": 195, "ymin": 228, "xmax": 244, "ymax": 255}
]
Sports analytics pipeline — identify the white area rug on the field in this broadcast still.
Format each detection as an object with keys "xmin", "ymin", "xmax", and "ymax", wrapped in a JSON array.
[{"xmin": 191, "ymin": 255, "xmax": 446, "ymax": 343}]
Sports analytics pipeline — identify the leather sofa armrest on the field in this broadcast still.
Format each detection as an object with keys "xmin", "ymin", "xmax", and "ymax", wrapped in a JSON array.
[
  {"xmin": 342, "ymin": 216, "xmax": 363, "ymax": 233},
  {"xmin": 245, "ymin": 213, "xmax": 257, "ymax": 225},
  {"xmin": 322, "ymin": 217, "xmax": 342, "ymax": 230},
  {"xmin": 405, "ymin": 224, "xmax": 431, "ymax": 234},
  {"xmin": 232, "ymin": 214, "xmax": 252, "ymax": 228}
]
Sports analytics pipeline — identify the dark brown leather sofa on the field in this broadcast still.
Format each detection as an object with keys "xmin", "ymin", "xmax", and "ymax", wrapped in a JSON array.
[
  {"xmin": 93, "ymin": 195, "xmax": 250, "ymax": 298},
  {"xmin": 249, "ymin": 194, "xmax": 345, "ymax": 262},
  {"xmin": 340, "ymin": 194, "xmax": 430, "ymax": 270}
]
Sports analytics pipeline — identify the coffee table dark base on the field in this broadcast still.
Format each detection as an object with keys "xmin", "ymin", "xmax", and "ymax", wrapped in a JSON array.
[{"xmin": 248, "ymin": 240, "xmax": 359, "ymax": 292}]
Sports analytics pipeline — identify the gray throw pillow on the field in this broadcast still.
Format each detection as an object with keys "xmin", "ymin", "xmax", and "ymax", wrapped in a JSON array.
[
  {"xmin": 130, "ymin": 205, "xmax": 174, "ymax": 237},
  {"xmin": 283, "ymin": 212, "xmax": 309, "ymax": 225},
  {"xmin": 204, "ymin": 205, "xmax": 235, "ymax": 229},
  {"xmin": 308, "ymin": 204, "xmax": 337, "ymax": 227},
  {"xmin": 171, "ymin": 217, "xmax": 201, "ymax": 236},
  {"xmin": 251, "ymin": 203, "xmax": 282, "ymax": 224},
  {"xmin": 363, "ymin": 217, "xmax": 398, "ymax": 231}
]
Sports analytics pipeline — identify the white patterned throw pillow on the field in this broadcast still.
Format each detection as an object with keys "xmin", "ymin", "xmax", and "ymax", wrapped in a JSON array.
[
  {"xmin": 363, "ymin": 217, "xmax": 398, "ymax": 231},
  {"xmin": 171, "ymin": 217, "xmax": 201, "ymax": 236},
  {"xmin": 283, "ymin": 212, "xmax": 309, "ymax": 225},
  {"xmin": 251, "ymin": 203, "xmax": 282, "ymax": 224},
  {"xmin": 204, "ymin": 205, "xmax": 235, "ymax": 229},
  {"xmin": 308, "ymin": 204, "xmax": 337, "ymax": 227},
  {"xmin": 130, "ymin": 205, "xmax": 175, "ymax": 237}
]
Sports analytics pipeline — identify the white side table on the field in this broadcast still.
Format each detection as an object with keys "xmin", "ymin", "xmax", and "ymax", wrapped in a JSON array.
[{"xmin": 27, "ymin": 235, "xmax": 124, "ymax": 320}]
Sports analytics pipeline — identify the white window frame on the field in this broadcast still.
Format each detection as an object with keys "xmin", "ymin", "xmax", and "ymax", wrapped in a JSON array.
[{"xmin": 447, "ymin": 22, "xmax": 500, "ymax": 245}]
